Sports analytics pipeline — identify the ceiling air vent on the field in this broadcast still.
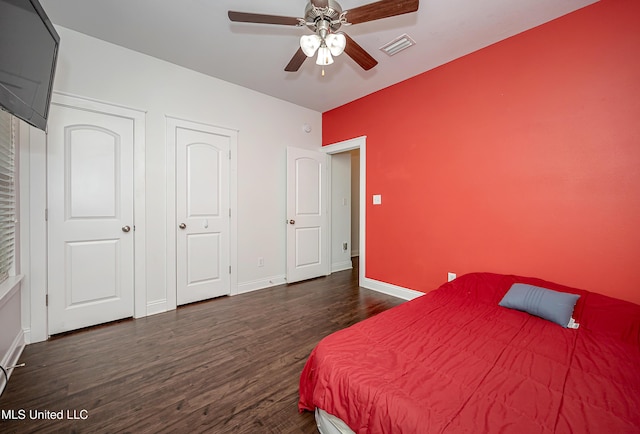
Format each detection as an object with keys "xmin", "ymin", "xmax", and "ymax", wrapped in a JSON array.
[{"xmin": 379, "ymin": 34, "xmax": 416, "ymax": 56}]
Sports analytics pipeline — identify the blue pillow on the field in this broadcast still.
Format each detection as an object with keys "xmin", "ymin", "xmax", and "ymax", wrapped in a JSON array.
[{"xmin": 499, "ymin": 283, "xmax": 580, "ymax": 327}]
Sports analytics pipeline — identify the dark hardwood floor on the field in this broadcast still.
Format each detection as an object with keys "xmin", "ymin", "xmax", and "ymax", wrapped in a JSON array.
[{"xmin": 0, "ymin": 259, "xmax": 404, "ymax": 433}]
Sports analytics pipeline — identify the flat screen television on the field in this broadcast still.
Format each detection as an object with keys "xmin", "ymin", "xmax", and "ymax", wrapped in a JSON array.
[{"xmin": 0, "ymin": 0, "xmax": 60, "ymax": 131}]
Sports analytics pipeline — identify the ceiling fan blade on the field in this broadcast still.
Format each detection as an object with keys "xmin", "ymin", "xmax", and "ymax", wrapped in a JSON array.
[
  {"xmin": 285, "ymin": 48, "xmax": 308, "ymax": 72},
  {"xmin": 344, "ymin": 0, "xmax": 419, "ymax": 25},
  {"xmin": 344, "ymin": 34, "xmax": 378, "ymax": 71},
  {"xmin": 228, "ymin": 11, "xmax": 301, "ymax": 26},
  {"xmin": 311, "ymin": 0, "xmax": 329, "ymax": 8}
]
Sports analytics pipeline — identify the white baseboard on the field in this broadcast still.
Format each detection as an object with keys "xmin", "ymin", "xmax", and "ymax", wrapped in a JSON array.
[
  {"xmin": 361, "ymin": 277, "xmax": 424, "ymax": 301},
  {"xmin": 331, "ymin": 260, "xmax": 353, "ymax": 273},
  {"xmin": 146, "ymin": 299, "xmax": 168, "ymax": 316},
  {"xmin": 148, "ymin": 275, "xmax": 288, "ymax": 312},
  {"xmin": 1, "ymin": 329, "xmax": 25, "ymax": 396},
  {"xmin": 134, "ymin": 276, "xmax": 421, "ymax": 322},
  {"xmin": 0, "ymin": 276, "xmax": 25, "ymax": 395},
  {"xmin": 22, "ymin": 328, "xmax": 31, "ymax": 345},
  {"xmin": 235, "ymin": 275, "xmax": 286, "ymax": 295}
]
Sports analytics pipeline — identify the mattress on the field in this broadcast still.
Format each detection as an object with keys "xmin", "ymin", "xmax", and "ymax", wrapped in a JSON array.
[
  {"xmin": 299, "ymin": 272, "xmax": 640, "ymax": 433},
  {"xmin": 316, "ymin": 408, "xmax": 355, "ymax": 434}
]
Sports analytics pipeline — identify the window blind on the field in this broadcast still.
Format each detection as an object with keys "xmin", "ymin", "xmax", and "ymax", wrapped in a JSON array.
[{"xmin": 0, "ymin": 110, "xmax": 16, "ymax": 283}]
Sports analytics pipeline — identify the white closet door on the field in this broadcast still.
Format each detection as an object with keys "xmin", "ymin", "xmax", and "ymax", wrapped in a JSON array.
[
  {"xmin": 48, "ymin": 100, "xmax": 135, "ymax": 334},
  {"xmin": 175, "ymin": 124, "xmax": 231, "ymax": 305}
]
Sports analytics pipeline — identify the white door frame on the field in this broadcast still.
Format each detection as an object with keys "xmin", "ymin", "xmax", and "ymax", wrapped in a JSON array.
[
  {"xmin": 27, "ymin": 92, "xmax": 147, "ymax": 342},
  {"xmin": 322, "ymin": 136, "xmax": 367, "ymax": 286},
  {"xmin": 165, "ymin": 116, "xmax": 238, "ymax": 311}
]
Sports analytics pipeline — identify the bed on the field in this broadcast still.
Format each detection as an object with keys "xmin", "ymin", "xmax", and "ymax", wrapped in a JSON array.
[{"xmin": 298, "ymin": 272, "xmax": 640, "ymax": 433}]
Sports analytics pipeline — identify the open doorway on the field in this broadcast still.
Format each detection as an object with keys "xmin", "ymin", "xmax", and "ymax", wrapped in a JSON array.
[
  {"xmin": 324, "ymin": 136, "xmax": 366, "ymax": 286},
  {"xmin": 330, "ymin": 149, "xmax": 360, "ymax": 272}
]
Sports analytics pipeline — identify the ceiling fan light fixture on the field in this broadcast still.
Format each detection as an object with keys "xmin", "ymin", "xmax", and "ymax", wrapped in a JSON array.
[
  {"xmin": 300, "ymin": 34, "xmax": 322, "ymax": 57},
  {"xmin": 325, "ymin": 32, "xmax": 346, "ymax": 56},
  {"xmin": 316, "ymin": 45, "xmax": 334, "ymax": 65}
]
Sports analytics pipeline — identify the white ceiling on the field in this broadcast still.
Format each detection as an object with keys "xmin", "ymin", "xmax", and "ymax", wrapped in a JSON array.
[{"xmin": 39, "ymin": 0, "xmax": 598, "ymax": 113}]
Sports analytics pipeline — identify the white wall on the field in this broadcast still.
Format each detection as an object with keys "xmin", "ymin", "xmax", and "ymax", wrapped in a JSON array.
[
  {"xmin": 21, "ymin": 26, "xmax": 322, "ymax": 342},
  {"xmin": 330, "ymin": 152, "xmax": 352, "ymax": 272}
]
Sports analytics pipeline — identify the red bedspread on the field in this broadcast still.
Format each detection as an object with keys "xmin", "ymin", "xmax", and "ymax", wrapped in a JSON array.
[{"xmin": 298, "ymin": 273, "xmax": 640, "ymax": 433}]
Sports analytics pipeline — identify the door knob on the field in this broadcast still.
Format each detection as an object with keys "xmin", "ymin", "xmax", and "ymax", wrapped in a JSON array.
[
  {"xmin": 122, "ymin": 225, "xmax": 131, "ymax": 233},
  {"xmin": 288, "ymin": 219, "xmax": 295, "ymax": 225},
  {"xmin": 179, "ymin": 223, "xmax": 187, "ymax": 229}
]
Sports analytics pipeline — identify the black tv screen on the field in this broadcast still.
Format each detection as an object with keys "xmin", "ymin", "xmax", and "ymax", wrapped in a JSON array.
[{"xmin": 0, "ymin": 0, "xmax": 59, "ymax": 131}]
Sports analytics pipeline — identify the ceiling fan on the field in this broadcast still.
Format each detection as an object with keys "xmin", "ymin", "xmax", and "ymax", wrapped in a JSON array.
[{"xmin": 228, "ymin": 0, "xmax": 419, "ymax": 72}]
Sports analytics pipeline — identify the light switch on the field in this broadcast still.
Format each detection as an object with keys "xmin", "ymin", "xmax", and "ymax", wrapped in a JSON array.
[{"xmin": 372, "ymin": 194, "xmax": 382, "ymax": 205}]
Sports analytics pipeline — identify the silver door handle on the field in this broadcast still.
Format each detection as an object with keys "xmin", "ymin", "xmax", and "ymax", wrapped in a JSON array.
[
  {"xmin": 122, "ymin": 225, "xmax": 131, "ymax": 233},
  {"xmin": 179, "ymin": 223, "xmax": 187, "ymax": 229},
  {"xmin": 288, "ymin": 219, "xmax": 295, "ymax": 225}
]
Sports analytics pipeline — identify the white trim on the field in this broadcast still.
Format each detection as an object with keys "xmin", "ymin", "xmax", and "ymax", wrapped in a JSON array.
[
  {"xmin": 51, "ymin": 92, "xmax": 148, "ymax": 318},
  {"xmin": 0, "ymin": 277, "xmax": 25, "ymax": 395},
  {"xmin": 236, "ymin": 275, "xmax": 287, "ymax": 295},
  {"xmin": 22, "ymin": 328, "xmax": 30, "ymax": 345},
  {"xmin": 0, "ymin": 329, "xmax": 25, "ymax": 395},
  {"xmin": 228, "ymin": 128, "xmax": 239, "ymax": 296},
  {"xmin": 322, "ymin": 136, "xmax": 366, "ymax": 287},
  {"xmin": 50, "ymin": 91, "xmax": 148, "ymax": 115},
  {"xmin": 165, "ymin": 117, "xmax": 177, "ymax": 310},
  {"xmin": 132, "ymin": 107, "xmax": 147, "ymax": 319},
  {"xmin": 165, "ymin": 116, "xmax": 238, "ymax": 308},
  {"xmin": 361, "ymin": 277, "xmax": 424, "ymax": 301},
  {"xmin": 146, "ymin": 299, "xmax": 169, "ymax": 316},
  {"xmin": 26, "ymin": 125, "xmax": 47, "ymax": 343},
  {"xmin": 18, "ymin": 121, "xmax": 32, "ymax": 344},
  {"xmin": 331, "ymin": 260, "xmax": 353, "ymax": 273},
  {"xmin": 1, "ymin": 329, "xmax": 25, "ymax": 368}
]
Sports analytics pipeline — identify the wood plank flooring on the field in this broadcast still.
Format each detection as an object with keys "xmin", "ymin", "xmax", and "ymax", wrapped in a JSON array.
[{"xmin": 0, "ymin": 259, "xmax": 404, "ymax": 433}]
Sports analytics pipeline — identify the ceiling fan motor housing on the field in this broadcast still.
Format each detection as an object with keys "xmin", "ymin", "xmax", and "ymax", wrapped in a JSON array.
[{"xmin": 305, "ymin": 0, "xmax": 344, "ymax": 34}]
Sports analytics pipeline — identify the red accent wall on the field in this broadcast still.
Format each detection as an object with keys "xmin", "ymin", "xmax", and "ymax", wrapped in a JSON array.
[{"xmin": 323, "ymin": 0, "xmax": 640, "ymax": 305}]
